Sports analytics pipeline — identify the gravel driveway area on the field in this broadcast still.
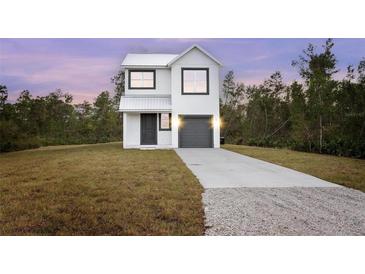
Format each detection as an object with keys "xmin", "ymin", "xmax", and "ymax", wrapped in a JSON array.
[{"xmin": 203, "ymin": 187, "xmax": 365, "ymax": 235}]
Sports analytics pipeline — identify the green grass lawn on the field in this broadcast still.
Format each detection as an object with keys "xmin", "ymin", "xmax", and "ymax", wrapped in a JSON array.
[
  {"xmin": 0, "ymin": 143, "xmax": 204, "ymax": 235},
  {"xmin": 223, "ymin": 144, "xmax": 365, "ymax": 192}
]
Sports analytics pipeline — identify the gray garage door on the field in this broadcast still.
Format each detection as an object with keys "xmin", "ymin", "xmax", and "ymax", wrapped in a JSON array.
[{"xmin": 179, "ymin": 115, "xmax": 213, "ymax": 148}]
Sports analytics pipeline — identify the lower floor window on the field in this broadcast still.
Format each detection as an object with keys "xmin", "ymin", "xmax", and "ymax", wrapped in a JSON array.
[{"xmin": 159, "ymin": 113, "xmax": 171, "ymax": 130}]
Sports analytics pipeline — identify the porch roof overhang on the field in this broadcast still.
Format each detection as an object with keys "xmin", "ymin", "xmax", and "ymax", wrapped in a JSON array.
[{"xmin": 118, "ymin": 95, "xmax": 172, "ymax": 112}]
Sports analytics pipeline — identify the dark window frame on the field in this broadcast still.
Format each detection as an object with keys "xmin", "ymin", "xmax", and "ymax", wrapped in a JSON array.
[
  {"xmin": 159, "ymin": 113, "xmax": 172, "ymax": 131},
  {"xmin": 128, "ymin": 69, "xmax": 156, "ymax": 90},
  {"xmin": 181, "ymin": 68, "xmax": 209, "ymax": 95}
]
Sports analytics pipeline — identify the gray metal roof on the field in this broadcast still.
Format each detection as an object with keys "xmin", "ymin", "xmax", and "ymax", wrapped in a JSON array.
[
  {"xmin": 121, "ymin": 54, "xmax": 178, "ymax": 67},
  {"xmin": 119, "ymin": 95, "xmax": 172, "ymax": 112},
  {"xmin": 120, "ymin": 44, "xmax": 222, "ymax": 67}
]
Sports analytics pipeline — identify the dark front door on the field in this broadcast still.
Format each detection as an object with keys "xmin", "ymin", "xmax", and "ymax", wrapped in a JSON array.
[{"xmin": 141, "ymin": 114, "xmax": 157, "ymax": 145}]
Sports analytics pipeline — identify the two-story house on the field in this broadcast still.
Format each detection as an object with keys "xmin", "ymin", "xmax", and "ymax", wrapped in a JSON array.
[{"xmin": 119, "ymin": 45, "xmax": 221, "ymax": 149}]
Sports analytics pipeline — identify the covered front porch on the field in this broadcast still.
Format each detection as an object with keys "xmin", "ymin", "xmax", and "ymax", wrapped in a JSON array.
[{"xmin": 119, "ymin": 95, "xmax": 172, "ymax": 149}]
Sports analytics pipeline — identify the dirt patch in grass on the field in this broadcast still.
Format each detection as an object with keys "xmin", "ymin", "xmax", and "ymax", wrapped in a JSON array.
[
  {"xmin": 0, "ymin": 143, "xmax": 204, "ymax": 235},
  {"xmin": 223, "ymin": 144, "xmax": 365, "ymax": 192}
]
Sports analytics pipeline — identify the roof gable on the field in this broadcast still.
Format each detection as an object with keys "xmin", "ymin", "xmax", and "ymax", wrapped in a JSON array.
[{"xmin": 167, "ymin": 44, "xmax": 222, "ymax": 66}]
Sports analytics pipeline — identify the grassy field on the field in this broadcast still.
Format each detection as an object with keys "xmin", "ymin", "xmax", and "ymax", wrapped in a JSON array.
[
  {"xmin": 0, "ymin": 143, "xmax": 204, "ymax": 235},
  {"xmin": 223, "ymin": 144, "xmax": 365, "ymax": 192}
]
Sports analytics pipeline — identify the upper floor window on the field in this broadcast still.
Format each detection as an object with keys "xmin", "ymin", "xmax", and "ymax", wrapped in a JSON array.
[
  {"xmin": 129, "ymin": 70, "xmax": 155, "ymax": 89},
  {"xmin": 181, "ymin": 68, "xmax": 209, "ymax": 94}
]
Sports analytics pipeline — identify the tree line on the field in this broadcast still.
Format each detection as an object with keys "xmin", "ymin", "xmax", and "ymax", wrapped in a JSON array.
[
  {"xmin": 221, "ymin": 39, "xmax": 365, "ymax": 158},
  {"xmin": 0, "ymin": 86, "xmax": 124, "ymax": 152},
  {"xmin": 0, "ymin": 66, "xmax": 126, "ymax": 152}
]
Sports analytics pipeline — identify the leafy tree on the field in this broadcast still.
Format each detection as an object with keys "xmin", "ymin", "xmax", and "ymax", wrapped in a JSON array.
[
  {"xmin": 292, "ymin": 38, "xmax": 338, "ymax": 153},
  {"xmin": 220, "ymin": 71, "xmax": 246, "ymax": 142},
  {"xmin": 222, "ymin": 70, "xmax": 236, "ymax": 104},
  {"xmin": 288, "ymin": 81, "xmax": 313, "ymax": 151},
  {"xmin": 93, "ymin": 91, "xmax": 121, "ymax": 142},
  {"xmin": 75, "ymin": 100, "xmax": 95, "ymax": 142},
  {"xmin": 245, "ymin": 72, "xmax": 289, "ymax": 143},
  {"xmin": 111, "ymin": 69, "xmax": 125, "ymax": 108},
  {"xmin": 0, "ymin": 85, "xmax": 8, "ymax": 111},
  {"xmin": 332, "ymin": 60, "xmax": 365, "ymax": 157}
]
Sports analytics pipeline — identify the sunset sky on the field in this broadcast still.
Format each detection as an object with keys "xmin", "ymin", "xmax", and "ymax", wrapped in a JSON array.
[{"xmin": 1, "ymin": 38, "xmax": 364, "ymax": 103}]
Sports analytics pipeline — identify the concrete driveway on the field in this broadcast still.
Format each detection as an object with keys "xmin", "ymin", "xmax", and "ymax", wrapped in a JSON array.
[
  {"xmin": 175, "ymin": 148, "xmax": 339, "ymax": 188},
  {"xmin": 175, "ymin": 148, "xmax": 365, "ymax": 235}
]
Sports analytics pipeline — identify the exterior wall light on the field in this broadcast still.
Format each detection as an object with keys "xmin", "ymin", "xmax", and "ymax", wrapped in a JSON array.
[
  {"xmin": 212, "ymin": 116, "xmax": 222, "ymax": 129},
  {"xmin": 173, "ymin": 116, "xmax": 183, "ymax": 128}
]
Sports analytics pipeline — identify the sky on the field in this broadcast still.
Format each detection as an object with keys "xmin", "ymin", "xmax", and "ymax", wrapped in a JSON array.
[{"xmin": 1, "ymin": 38, "xmax": 364, "ymax": 103}]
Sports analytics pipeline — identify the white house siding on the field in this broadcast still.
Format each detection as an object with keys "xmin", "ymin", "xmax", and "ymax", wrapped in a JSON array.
[
  {"xmin": 170, "ymin": 48, "xmax": 220, "ymax": 148},
  {"xmin": 123, "ymin": 113, "xmax": 140, "ymax": 148},
  {"xmin": 125, "ymin": 68, "xmax": 171, "ymax": 95}
]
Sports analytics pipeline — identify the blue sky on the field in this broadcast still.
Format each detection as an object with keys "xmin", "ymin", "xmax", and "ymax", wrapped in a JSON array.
[{"xmin": 1, "ymin": 38, "xmax": 364, "ymax": 103}]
